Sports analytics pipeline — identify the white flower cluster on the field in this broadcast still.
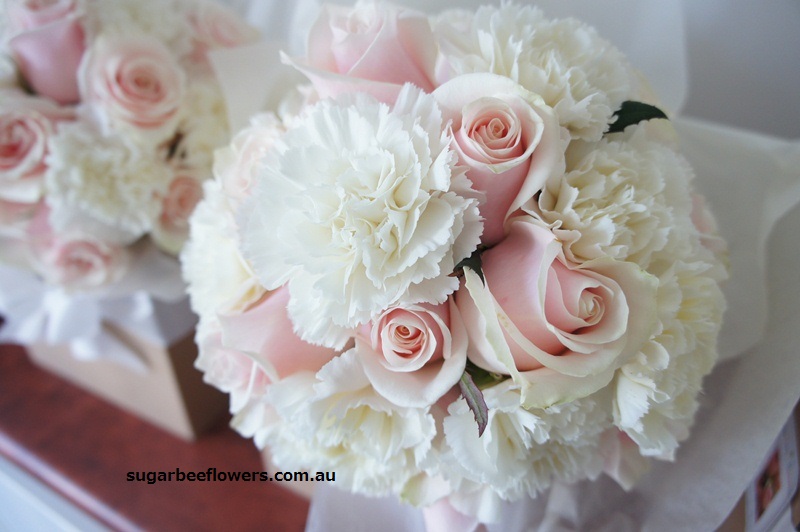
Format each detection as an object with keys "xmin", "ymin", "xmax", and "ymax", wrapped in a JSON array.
[
  {"xmin": 46, "ymin": 120, "xmax": 170, "ymax": 236},
  {"xmin": 0, "ymin": 0, "xmax": 259, "ymax": 291},
  {"xmin": 182, "ymin": 1, "xmax": 728, "ymax": 525},
  {"xmin": 82, "ymin": 0, "xmax": 194, "ymax": 59},
  {"xmin": 537, "ymin": 130, "xmax": 696, "ymax": 267},
  {"xmin": 442, "ymin": 382, "xmax": 609, "ymax": 502},
  {"xmin": 183, "ymin": 179, "xmax": 264, "ymax": 320}
]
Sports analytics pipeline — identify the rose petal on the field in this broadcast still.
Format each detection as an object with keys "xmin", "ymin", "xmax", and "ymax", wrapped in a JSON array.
[
  {"xmin": 219, "ymin": 286, "xmax": 338, "ymax": 381},
  {"xmin": 10, "ymin": 15, "xmax": 84, "ymax": 104}
]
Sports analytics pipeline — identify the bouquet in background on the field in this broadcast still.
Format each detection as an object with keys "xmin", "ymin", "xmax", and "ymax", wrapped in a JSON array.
[
  {"xmin": 0, "ymin": 0, "xmax": 258, "ymax": 292},
  {"xmin": 183, "ymin": 0, "xmax": 728, "ymax": 525}
]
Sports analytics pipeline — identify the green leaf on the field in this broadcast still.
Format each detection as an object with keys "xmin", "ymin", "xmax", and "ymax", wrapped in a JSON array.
[
  {"xmin": 464, "ymin": 359, "xmax": 504, "ymax": 389},
  {"xmin": 451, "ymin": 246, "xmax": 485, "ymax": 283},
  {"xmin": 459, "ymin": 371, "xmax": 489, "ymax": 437},
  {"xmin": 606, "ymin": 101, "xmax": 668, "ymax": 134}
]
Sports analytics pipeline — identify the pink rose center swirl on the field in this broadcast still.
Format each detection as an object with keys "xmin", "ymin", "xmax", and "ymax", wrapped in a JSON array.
[
  {"xmin": 119, "ymin": 62, "xmax": 165, "ymax": 103},
  {"xmin": 93, "ymin": 43, "xmax": 183, "ymax": 130},
  {"xmin": 53, "ymin": 242, "xmax": 109, "ymax": 285},
  {"xmin": 63, "ymin": 254, "xmax": 94, "ymax": 278},
  {"xmin": 372, "ymin": 307, "xmax": 447, "ymax": 373},
  {"xmin": 458, "ymin": 98, "xmax": 526, "ymax": 163},
  {"xmin": 0, "ymin": 118, "xmax": 43, "ymax": 171},
  {"xmin": 544, "ymin": 261, "xmax": 609, "ymax": 338},
  {"xmin": 388, "ymin": 323, "xmax": 424, "ymax": 357}
]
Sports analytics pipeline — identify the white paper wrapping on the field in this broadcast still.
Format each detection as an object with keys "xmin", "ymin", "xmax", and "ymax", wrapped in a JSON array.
[
  {"xmin": 206, "ymin": 0, "xmax": 800, "ymax": 529},
  {"xmin": 675, "ymin": 118, "xmax": 800, "ymax": 361}
]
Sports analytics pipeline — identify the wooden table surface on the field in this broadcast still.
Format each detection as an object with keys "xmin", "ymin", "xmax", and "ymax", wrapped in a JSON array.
[{"xmin": 0, "ymin": 342, "xmax": 309, "ymax": 531}]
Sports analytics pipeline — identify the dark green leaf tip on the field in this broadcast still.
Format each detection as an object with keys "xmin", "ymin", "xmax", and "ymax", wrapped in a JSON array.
[
  {"xmin": 451, "ymin": 247, "xmax": 485, "ymax": 284},
  {"xmin": 606, "ymin": 101, "xmax": 668, "ymax": 135}
]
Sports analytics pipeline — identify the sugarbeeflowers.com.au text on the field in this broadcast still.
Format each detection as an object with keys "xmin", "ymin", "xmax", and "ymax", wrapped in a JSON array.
[{"xmin": 127, "ymin": 468, "xmax": 335, "ymax": 485}]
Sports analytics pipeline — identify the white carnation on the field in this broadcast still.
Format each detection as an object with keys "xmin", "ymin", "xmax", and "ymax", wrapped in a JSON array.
[
  {"xmin": 266, "ymin": 350, "xmax": 437, "ymax": 496},
  {"xmin": 534, "ymin": 131, "xmax": 695, "ymax": 268},
  {"xmin": 181, "ymin": 179, "xmax": 265, "ymax": 320},
  {"xmin": 276, "ymin": 84, "xmax": 319, "ymax": 129},
  {"xmin": 614, "ymin": 255, "xmax": 726, "ymax": 459},
  {"xmin": 83, "ymin": 0, "xmax": 193, "ymax": 59},
  {"xmin": 434, "ymin": 4, "xmax": 634, "ymax": 141},
  {"xmin": 45, "ymin": 120, "xmax": 170, "ymax": 237},
  {"xmin": 239, "ymin": 85, "xmax": 482, "ymax": 349},
  {"xmin": 173, "ymin": 79, "xmax": 230, "ymax": 171},
  {"xmin": 442, "ymin": 381, "xmax": 609, "ymax": 502}
]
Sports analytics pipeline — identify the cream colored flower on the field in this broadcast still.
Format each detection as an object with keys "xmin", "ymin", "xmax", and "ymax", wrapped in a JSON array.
[
  {"xmin": 181, "ymin": 178, "xmax": 265, "ymax": 319},
  {"xmin": 173, "ymin": 79, "xmax": 230, "ymax": 171},
  {"xmin": 535, "ymin": 131, "xmax": 696, "ymax": 269},
  {"xmin": 82, "ymin": 0, "xmax": 192, "ymax": 59},
  {"xmin": 442, "ymin": 381, "xmax": 609, "ymax": 501},
  {"xmin": 212, "ymin": 112, "xmax": 285, "ymax": 210},
  {"xmin": 266, "ymin": 350, "xmax": 437, "ymax": 496},
  {"xmin": 614, "ymin": 254, "xmax": 726, "ymax": 459},
  {"xmin": 45, "ymin": 120, "xmax": 170, "ymax": 238}
]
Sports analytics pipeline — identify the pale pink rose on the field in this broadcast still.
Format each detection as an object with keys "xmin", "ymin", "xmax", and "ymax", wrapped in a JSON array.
[
  {"xmin": 217, "ymin": 287, "xmax": 339, "ymax": 381},
  {"xmin": 353, "ymin": 298, "xmax": 467, "ymax": 408},
  {"xmin": 187, "ymin": 0, "xmax": 260, "ymax": 63},
  {"xmin": 285, "ymin": 0, "xmax": 437, "ymax": 102},
  {"xmin": 433, "ymin": 73, "xmax": 565, "ymax": 246},
  {"xmin": 213, "ymin": 113, "xmax": 284, "ymax": 207},
  {"xmin": 79, "ymin": 36, "xmax": 185, "ymax": 137},
  {"xmin": 26, "ymin": 203, "xmax": 128, "ymax": 289},
  {"xmin": 0, "ymin": 96, "xmax": 73, "ymax": 203},
  {"xmin": 7, "ymin": 0, "xmax": 84, "ymax": 104},
  {"xmin": 40, "ymin": 238, "xmax": 128, "ymax": 289},
  {"xmin": 158, "ymin": 171, "xmax": 203, "ymax": 233},
  {"xmin": 160, "ymin": 175, "xmax": 203, "ymax": 232},
  {"xmin": 456, "ymin": 217, "xmax": 657, "ymax": 406},
  {"xmin": 152, "ymin": 174, "xmax": 204, "ymax": 254},
  {"xmin": 195, "ymin": 322, "xmax": 272, "ymax": 412},
  {"xmin": 6, "ymin": 0, "xmax": 78, "ymax": 30}
]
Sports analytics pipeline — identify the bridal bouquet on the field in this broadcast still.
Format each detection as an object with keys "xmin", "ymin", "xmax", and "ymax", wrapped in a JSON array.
[
  {"xmin": 183, "ymin": 1, "xmax": 728, "ymax": 524},
  {"xmin": 0, "ymin": 0, "xmax": 258, "ymax": 291}
]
